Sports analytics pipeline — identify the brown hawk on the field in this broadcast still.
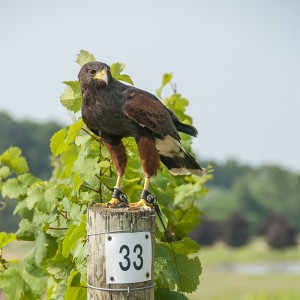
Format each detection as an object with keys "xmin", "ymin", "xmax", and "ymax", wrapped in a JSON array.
[{"xmin": 78, "ymin": 62, "xmax": 204, "ymax": 208}]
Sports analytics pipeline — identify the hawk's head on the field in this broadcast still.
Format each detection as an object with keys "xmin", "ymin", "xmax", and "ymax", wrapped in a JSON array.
[{"xmin": 78, "ymin": 62, "xmax": 112, "ymax": 88}]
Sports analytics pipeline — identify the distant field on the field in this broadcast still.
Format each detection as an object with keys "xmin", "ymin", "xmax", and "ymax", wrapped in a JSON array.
[
  {"xmin": 190, "ymin": 238, "xmax": 300, "ymax": 300},
  {"xmin": 2, "ymin": 241, "xmax": 33, "ymax": 260}
]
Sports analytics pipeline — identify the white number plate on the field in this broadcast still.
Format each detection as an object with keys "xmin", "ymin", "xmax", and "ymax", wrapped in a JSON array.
[{"xmin": 105, "ymin": 232, "xmax": 152, "ymax": 284}]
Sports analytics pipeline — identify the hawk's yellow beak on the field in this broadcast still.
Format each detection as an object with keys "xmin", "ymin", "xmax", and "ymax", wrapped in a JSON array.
[{"xmin": 94, "ymin": 69, "xmax": 108, "ymax": 84}]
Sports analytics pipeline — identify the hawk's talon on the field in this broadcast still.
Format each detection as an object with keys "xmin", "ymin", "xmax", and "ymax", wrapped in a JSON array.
[
  {"xmin": 127, "ymin": 189, "xmax": 156, "ymax": 210},
  {"xmin": 112, "ymin": 187, "xmax": 128, "ymax": 204},
  {"xmin": 119, "ymin": 201, "xmax": 129, "ymax": 208},
  {"xmin": 141, "ymin": 190, "xmax": 163, "ymax": 217},
  {"xmin": 140, "ymin": 189, "xmax": 156, "ymax": 204},
  {"xmin": 94, "ymin": 188, "xmax": 128, "ymax": 208},
  {"xmin": 128, "ymin": 199, "xmax": 153, "ymax": 210},
  {"xmin": 95, "ymin": 197, "xmax": 120, "ymax": 208}
]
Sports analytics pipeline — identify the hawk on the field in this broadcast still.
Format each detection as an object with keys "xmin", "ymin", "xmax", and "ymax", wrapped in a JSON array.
[{"xmin": 78, "ymin": 62, "xmax": 204, "ymax": 208}]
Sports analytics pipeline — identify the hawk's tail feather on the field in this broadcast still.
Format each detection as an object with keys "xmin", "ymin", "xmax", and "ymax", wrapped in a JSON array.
[
  {"xmin": 160, "ymin": 154, "xmax": 205, "ymax": 177},
  {"xmin": 155, "ymin": 135, "xmax": 204, "ymax": 177},
  {"xmin": 174, "ymin": 121, "xmax": 198, "ymax": 137}
]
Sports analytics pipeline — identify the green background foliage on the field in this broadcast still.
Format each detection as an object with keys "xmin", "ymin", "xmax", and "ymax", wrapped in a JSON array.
[
  {"xmin": 201, "ymin": 161, "xmax": 300, "ymax": 233},
  {"xmin": 0, "ymin": 50, "xmax": 210, "ymax": 299}
]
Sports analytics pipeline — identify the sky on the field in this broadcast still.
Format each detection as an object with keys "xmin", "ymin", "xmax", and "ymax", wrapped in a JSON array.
[{"xmin": 0, "ymin": 0, "xmax": 299, "ymax": 172}]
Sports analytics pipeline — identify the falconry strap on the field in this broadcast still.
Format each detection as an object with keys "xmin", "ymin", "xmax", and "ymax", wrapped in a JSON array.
[
  {"xmin": 141, "ymin": 190, "xmax": 168, "ymax": 233},
  {"xmin": 112, "ymin": 187, "xmax": 128, "ymax": 207},
  {"xmin": 141, "ymin": 190, "xmax": 183, "ymax": 297}
]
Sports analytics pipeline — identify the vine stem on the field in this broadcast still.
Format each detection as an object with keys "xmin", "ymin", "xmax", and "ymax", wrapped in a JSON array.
[
  {"xmin": 82, "ymin": 185, "xmax": 101, "ymax": 194},
  {"xmin": 48, "ymin": 227, "xmax": 68, "ymax": 230},
  {"xmin": 81, "ymin": 128, "xmax": 101, "ymax": 142}
]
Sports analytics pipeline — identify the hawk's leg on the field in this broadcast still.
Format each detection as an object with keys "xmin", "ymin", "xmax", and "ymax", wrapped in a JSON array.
[
  {"xmin": 128, "ymin": 177, "xmax": 154, "ymax": 209},
  {"xmin": 95, "ymin": 139, "xmax": 128, "ymax": 208},
  {"xmin": 128, "ymin": 137, "xmax": 160, "ymax": 210}
]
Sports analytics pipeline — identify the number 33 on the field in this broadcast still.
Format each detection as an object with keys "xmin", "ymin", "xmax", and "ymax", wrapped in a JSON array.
[{"xmin": 119, "ymin": 244, "xmax": 143, "ymax": 271}]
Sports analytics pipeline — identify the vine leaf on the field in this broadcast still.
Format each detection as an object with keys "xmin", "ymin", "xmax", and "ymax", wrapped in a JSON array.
[
  {"xmin": 60, "ymin": 81, "xmax": 82, "ymax": 113},
  {"xmin": 62, "ymin": 219, "xmax": 86, "ymax": 258},
  {"xmin": 156, "ymin": 72, "xmax": 173, "ymax": 99},
  {"xmin": 0, "ymin": 147, "xmax": 28, "ymax": 174},
  {"xmin": 0, "ymin": 232, "xmax": 16, "ymax": 247},
  {"xmin": 47, "ymin": 241, "xmax": 74, "ymax": 279},
  {"xmin": 0, "ymin": 268, "xmax": 37, "ymax": 300},
  {"xmin": 76, "ymin": 50, "xmax": 96, "ymax": 67},
  {"xmin": 155, "ymin": 288, "xmax": 189, "ymax": 300},
  {"xmin": 110, "ymin": 62, "xmax": 134, "ymax": 85}
]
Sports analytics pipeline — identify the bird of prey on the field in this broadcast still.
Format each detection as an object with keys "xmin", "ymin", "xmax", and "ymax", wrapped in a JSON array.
[{"xmin": 78, "ymin": 62, "xmax": 204, "ymax": 209}]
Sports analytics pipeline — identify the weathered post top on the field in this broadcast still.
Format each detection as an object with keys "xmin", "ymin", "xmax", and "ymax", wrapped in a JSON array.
[{"xmin": 87, "ymin": 206, "xmax": 155, "ymax": 300}]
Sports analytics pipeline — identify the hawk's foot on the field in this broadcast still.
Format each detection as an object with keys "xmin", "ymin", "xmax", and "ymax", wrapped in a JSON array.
[
  {"xmin": 128, "ymin": 190, "xmax": 156, "ymax": 210},
  {"xmin": 95, "ymin": 187, "xmax": 128, "ymax": 208},
  {"xmin": 128, "ymin": 198, "xmax": 152, "ymax": 210}
]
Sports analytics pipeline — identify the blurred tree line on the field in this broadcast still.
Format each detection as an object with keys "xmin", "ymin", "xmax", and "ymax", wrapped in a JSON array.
[
  {"xmin": 0, "ymin": 112, "xmax": 61, "ymax": 232},
  {"xmin": 200, "ymin": 160, "xmax": 300, "ymax": 233},
  {"xmin": 1, "ymin": 112, "xmax": 299, "ymax": 249},
  {"xmin": 191, "ymin": 160, "xmax": 300, "ymax": 249}
]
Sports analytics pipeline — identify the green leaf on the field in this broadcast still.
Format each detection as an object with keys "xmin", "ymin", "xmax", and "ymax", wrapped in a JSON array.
[
  {"xmin": 116, "ymin": 74, "xmax": 134, "ymax": 85},
  {"xmin": 174, "ymin": 183, "xmax": 203, "ymax": 205},
  {"xmin": 60, "ymin": 81, "xmax": 82, "ymax": 113},
  {"xmin": 156, "ymin": 239, "xmax": 201, "ymax": 293},
  {"xmin": 62, "ymin": 219, "xmax": 86, "ymax": 258},
  {"xmin": 76, "ymin": 50, "xmax": 96, "ymax": 66},
  {"xmin": 65, "ymin": 285, "xmax": 86, "ymax": 300},
  {"xmin": 50, "ymin": 129, "xmax": 68, "ymax": 156},
  {"xmin": 175, "ymin": 255, "xmax": 201, "ymax": 293},
  {"xmin": 26, "ymin": 183, "xmax": 44, "ymax": 210},
  {"xmin": 26, "ymin": 183, "xmax": 58, "ymax": 214},
  {"xmin": 110, "ymin": 62, "xmax": 134, "ymax": 85},
  {"xmin": 156, "ymin": 73, "xmax": 173, "ymax": 98},
  {"xmin": 163, "ymin": 254, "xmax": 201, "ymax": 293},
  {"xmin": 62, "ymin": 224, "xmax": 76, "ymax": 258},
  {"xmin": 65, "ymin": 270, "xmax": 86, "ymax": 300},
  {"xmin": 68, "ymin": 270, "xmax": 81, "ymax": 287},
  {"xmin": 16, "ymin": 219, "xmax": 38, "ymax": 241},
  {"xmin": 0, "ymin": 268, "xmax": 37, "ymax": 300},
  {"xmin": 0, "ymin": 146, "xmax": 29, "ymax": 174},
  {"xmin": 110, "ymin": 62, "xmax": 125, "ymax": 76},
  {"xmin": 174, "ymin": 206, "xmax": 202, "ymax": 239},
  {"xmin": 33, "ymin": 232, "xmax": 49, "ymax": 266},
  {"xmin": 47, "ymin": 241, "xmax": 74, "ymax": 279},
  {"xmin": 21, "ymin": 268, "xmax": 47, "ymax": 296},
  {"xmin": 50, "ymin": 119, "xmax": 83, "ymax": 157},
  {"xmin": 73, "ymin": 173, "xmax": 83, "ymax": 191},
  {"xmin": 0, "ymin": 232, "xmax": 16, "ymax": 247},
  {"xmin": 61, "ymin": 144, "xmax": 79, "ymax": 177},
  {"xmin": 98, "ymin": 160, "xmax": 110, "ymax": 169},
  {"xmin": 44, "ymin": 184, "xmax": 64, "ymax": 210},
  {"xmin": 165, "ymin": 237, "xmax": 200, "ymax": 257},
  {"xmin": 2, "ymin": 177, "xmax": 27, "ymax": 198},
  {"xmin": 0, "ymin": 166, "xmax": 11, "ymax": 179},
  {"xmin": 2, "ymin": 173, "xmax": 40, "ymax": 199},
  {"xmin": 156, "ymin": 211, "xmax": 168, "ymax": 234},
  {"xmin": 75, "ymin": 134, "xmax": 90, "ymax": 146},
  {"xmin": 155, "ymin": 288, "xmax": 188, "ymax": 300},
  {"xmin": 73, "ymin": 145, "xmax": 98, "ymax": 178}
]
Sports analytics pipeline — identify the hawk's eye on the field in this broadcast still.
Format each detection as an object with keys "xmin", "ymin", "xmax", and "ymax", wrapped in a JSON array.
[{"xmin": 88, "ymin": 69, "xmax": 97, "ymax": 76}]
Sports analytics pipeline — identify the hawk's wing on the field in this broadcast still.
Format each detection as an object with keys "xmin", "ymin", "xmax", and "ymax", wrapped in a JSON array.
[{"xmin": 122, "ymin": 89, "xmax": 180, "ymax": 140}]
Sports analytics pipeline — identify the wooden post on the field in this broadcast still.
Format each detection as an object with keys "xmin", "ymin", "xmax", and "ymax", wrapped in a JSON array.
[{"xmin": 87, "ymin": 207, "xmax": 155, "ymax": 300}]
